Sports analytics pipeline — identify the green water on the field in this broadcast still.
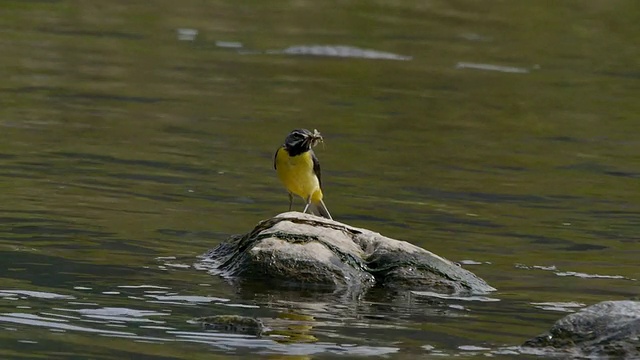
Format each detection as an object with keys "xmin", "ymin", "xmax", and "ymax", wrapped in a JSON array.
[{"xmin": 1, "ymin": 1, "xmax": 638, "ymax": 358}]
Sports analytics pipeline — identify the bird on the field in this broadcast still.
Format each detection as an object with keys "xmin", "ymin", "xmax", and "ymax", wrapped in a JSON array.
[{"xmin": 273, "ymin": 129, "xmax": 332, "ymax": 219}]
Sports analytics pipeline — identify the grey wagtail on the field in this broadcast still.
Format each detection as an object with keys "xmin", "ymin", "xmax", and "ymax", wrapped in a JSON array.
[{"xmin": 273, "ymin": 129, "xmax": 332, "ymax": 219}]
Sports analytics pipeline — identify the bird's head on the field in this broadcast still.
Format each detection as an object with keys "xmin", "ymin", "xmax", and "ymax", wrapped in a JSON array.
[{"xmin": 284, "ymin": 128, "xmax": 323, "ymax": 151}]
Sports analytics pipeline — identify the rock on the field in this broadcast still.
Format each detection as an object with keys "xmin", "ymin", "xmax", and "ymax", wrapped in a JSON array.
[
  {"xmin": 523, "ymin": 300, "xmax": 640, "ymax": 358},
  {"xmin": 193, "ymin": 315, "xmax": 264, "ymax": 336},
  {"xmin": 202, "ymin": 212, "xmax": 495, "ymax": 295}
]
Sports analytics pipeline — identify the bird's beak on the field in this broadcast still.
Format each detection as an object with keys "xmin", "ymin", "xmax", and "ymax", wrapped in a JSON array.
[{"xmin": 299, "ymin": 136, "xmax": 312, "ymax": 149}]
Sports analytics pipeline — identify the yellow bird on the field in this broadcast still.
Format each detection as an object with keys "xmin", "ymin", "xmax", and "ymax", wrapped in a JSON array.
[{"xmin": 273, "ymin": 129, "xmax": 332, "ymax": 219}]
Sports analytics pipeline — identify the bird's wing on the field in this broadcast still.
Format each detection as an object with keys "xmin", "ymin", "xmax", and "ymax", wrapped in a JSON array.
[
  {"xmin": 273, "ymin": 147, "xmax": 281, "ymax": 170},
  {"xmin": 311, "ymin": 150, "xmax": 322, "ymax": 188}
]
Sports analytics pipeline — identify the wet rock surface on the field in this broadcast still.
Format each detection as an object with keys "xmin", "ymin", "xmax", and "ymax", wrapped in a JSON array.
[
  {"xmin": 523, "ymin": 300, "xmax": 640, "ymax": 358},
  {"xmin": 203, "ymin": 212, "xmax": 495, "ymax": 295}
]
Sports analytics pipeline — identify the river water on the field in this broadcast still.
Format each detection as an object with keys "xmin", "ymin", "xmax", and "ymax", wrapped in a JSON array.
[{"xmin": 1, "ymin": 1, "xmax": 638, "ymax": 358}]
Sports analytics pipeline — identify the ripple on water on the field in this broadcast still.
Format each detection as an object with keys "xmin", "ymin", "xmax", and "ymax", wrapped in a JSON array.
[
  {"xmin": 530, "ymin": 301, "xmax": 586, "ymax": 312},
  {"xmin": 54, "ymin": 307, "xmax": 170, "ymax": 323},
  {"xmin": 0, "ymin": 290, "xmax": 75, "ymax": 300},
  {"xmin": 515, "ymin": 263, "xmax": 636, "ymax": 281},
  {"xmin": 411, "ymin": 291, "xmax": 501, "ymax": 303},
  {"xmin": 0, "ymin": 313, "xmax": 134, "ymax": 336},
  {"xmin": 144, "ymin": 294, "xmax": 230, "ymax": 305}
]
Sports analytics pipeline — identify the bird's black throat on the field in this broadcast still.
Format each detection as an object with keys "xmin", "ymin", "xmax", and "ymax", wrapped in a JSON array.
[{"xmin": 284, "ymin": 141, "xmax": 311, "ymax": 157}]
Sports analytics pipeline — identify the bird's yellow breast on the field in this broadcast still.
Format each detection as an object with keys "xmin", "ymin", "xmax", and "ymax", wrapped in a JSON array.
[{"xmin": 275, "ymin": 147, "xmax": 322, "ymax": 202}]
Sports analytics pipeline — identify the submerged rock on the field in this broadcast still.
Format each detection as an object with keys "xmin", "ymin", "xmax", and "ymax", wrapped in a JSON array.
[
  {"xmin": 523, "ymin": 300, "xmax": 640, "ymax": 358},
  {"xmin": 203, "ymin": 212, "xmax": 495, "ymax": 295},
  {"xmin": 193, "ymin": 315, "xmax": 264, "ymax": 336}
]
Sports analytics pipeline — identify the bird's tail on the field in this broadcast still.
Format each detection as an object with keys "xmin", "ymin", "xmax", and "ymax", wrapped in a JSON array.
[{"xmin": 308, "ymin": 199, "xmax": 332, "ymax": 220}]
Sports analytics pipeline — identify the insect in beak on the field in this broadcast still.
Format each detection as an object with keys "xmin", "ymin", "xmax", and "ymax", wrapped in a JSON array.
[{"xmin": 309, "ymin": 129, "xmax": 324, "ymax": 148}]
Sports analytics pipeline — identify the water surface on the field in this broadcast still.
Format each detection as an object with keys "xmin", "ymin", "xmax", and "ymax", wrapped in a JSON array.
[{"xmin": 1, "ymin": 1, "xmax": 639, "ymax": 358}]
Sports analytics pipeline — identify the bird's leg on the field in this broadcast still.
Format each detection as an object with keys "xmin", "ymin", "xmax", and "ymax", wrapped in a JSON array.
[
  {"xmin": 288, "ymin": 193, "xmax": 293, "ymax": 211},
  {"xmin": 302, "ymin": 196, "xmax": 311, "ymax": 214}
]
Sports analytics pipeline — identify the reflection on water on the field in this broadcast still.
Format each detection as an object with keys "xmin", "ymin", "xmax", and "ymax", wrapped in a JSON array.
[
  {"xmin": 2, "ymin": 0, "xmax": 640, "ymax": 358},
  {"xmin": 0, "ymin": 284, "xmax": 410, "ymax": 356}
]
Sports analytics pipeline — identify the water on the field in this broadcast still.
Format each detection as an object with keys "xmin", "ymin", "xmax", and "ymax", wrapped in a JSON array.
[{"xmin": 1, "ymin": 1, "xmax": 639, "ymax": 358}]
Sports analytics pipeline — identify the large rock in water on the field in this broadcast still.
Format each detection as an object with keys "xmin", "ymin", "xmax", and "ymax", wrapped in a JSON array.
[
  {"xmin": 524, "ymin": 300, "xmax": 640, "ymax": 358},
  {"xmin": 203, "ymin": 212, "xmax": 495, "ymax": 295}
]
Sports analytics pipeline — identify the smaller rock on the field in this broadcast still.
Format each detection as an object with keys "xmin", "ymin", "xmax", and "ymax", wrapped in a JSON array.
[
  {"xmin": 523, "ymin": 300, "xmax": 640, "ymax": 358},
  {"xmin": 193, "ymin": 315, "xmax": 264, "ymax": 336}
]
